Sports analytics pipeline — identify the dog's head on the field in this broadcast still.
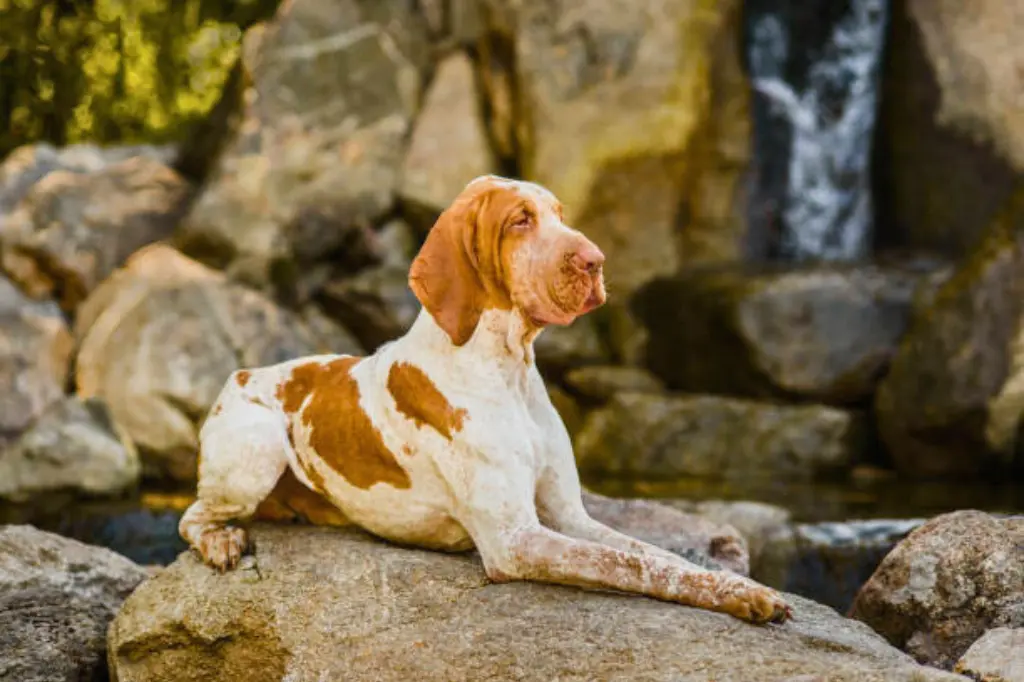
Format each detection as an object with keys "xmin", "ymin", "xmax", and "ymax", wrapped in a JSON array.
[{"xmin": 409, "ymin": 175, "xmax": 606, "ymax": 346}]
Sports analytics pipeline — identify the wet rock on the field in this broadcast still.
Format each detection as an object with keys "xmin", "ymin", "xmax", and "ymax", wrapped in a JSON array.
[
  {"xmin": 635, "ymin": 261, "xmax": 950, "ymax": 404},
  {"xmin": 487, "ymin": 0, "xmax": 750, "ymax": 295},
  {"xmin": 0, "ymin": 396, "xmax": 140, "ymax": 503},
  {"xmin": 74, "ymin": 244, "xmax": 361, "ymax": 482},
  {"xmin": 850, "ymin": 510, "xmax": 1024, "ymax": 669},
  {"xmin": 1, "ymin": 155, "xmax": 192, "ymax": 310},
  {"xmin": 0, "ymin": 142, "xmax": 176, "ymax": 215},
  {"xmin": 954, "ymin": 627, "xmax": 1024, "ymax": 682},
  {"xmin": 399, "ymin": 51, "xmax": 498, "ymax": 231},
  {"xmin": 876, "ymin": 192, "xmax": 1024, "ymax": 477},
  {"xmin": 575, "ymin": 392, "xmax": 866, "ymax": 481},
  {"xmin": 580, "ymin": 489, "xmax": 749, "ymax": 574},
  {"xmin": 108, "ymin": 524, "xmax": 965, "ymax": 682},
  {"xmin": 0, "ymin": 274, "xmax": 73, "ymax": 447},
  {"xmin": 875, "ymin": 0, "xmax": 1024, "ymax": 256},
  {"xmin": 0, "ymin": 524, "xmax": 148, "ymax": 682},
  {"xmin": 176, "ymin": 0, "xmax": 430, "ymax": 293},
  {"xmin": 564, "ymin": 365, "xmax": 664, "ymax": 404}
]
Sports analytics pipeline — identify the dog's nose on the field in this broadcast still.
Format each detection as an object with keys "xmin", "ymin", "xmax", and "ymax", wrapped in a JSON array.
[{"xmin": 571, "ymin": 241, "xmax": 605, "ymax": 274}]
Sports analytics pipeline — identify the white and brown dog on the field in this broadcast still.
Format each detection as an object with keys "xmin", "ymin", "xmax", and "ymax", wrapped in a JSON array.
[{"xmin": 179, "ymin": 175, "xmax": 791, "ymax": 624}]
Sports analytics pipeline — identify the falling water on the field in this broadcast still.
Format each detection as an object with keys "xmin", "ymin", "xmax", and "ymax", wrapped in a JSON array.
[{"xmin": 744, "ymin": 0, "xmax": 889, "ymax": 262}]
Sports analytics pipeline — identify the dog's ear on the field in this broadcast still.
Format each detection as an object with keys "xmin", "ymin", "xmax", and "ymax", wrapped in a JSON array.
[{"xmin": 409, "ymin": 191, "xmax": 491, "ymax": 346}]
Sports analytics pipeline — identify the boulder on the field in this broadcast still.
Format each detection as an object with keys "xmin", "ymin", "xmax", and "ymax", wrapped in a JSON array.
[
  {"xmin": 954, "ymin": 627, "xmax": 1024, "ymax": 682},
  {"xmin": 0, "ymin": 274, "xmax": 73, "ymax": 447},
  {"xmin": 564, "ymin": 365, "xmax": 664, "ymax": 404},
  {"xmin": 486, "ymin": 0, "xmax": 749, "ymax": 294},
  {"xmin": 850, "ymin": 510, "xmax": 1024, "ymax": 669},
  {"xmin": 399, "ymin": 50, "xmax": 499, "ymax": 230},
  {"xmin": 74, "ymin": 244, "xmax": 361, "ymax": 482},
  {"xmin": 876, "ymin": 191, "xmax": 1024, "ymax": 477},
  {"xmin": 533, "ymin": 316, "xmax": 611, "ymax": 376},
  {"xmin": 1, "ymin": 155, "xmax": 191, "ymax": 310},
  {"xmin": 635, "ymin": 261, "xmax": 950, "ymax": 404},
  {"xmin": 545, "ymin": 383, "xmax": 585, "ymax": 440},
  {"xmin": 175, "ymin": 0, "xmax": 430, "ymax": 293},
  {"xmin": 575, "ymin": 392, "xmax": 865, "ymax": 481},
  {"xmin": 875, "ymin": 0, "xmax": 1024, "ymax": 256},
  {"xmin": 0, "ymin": 142, "xmax": 176, "ymax": 215},
  {"xmin": 580, "ymin": 489, "xmax": 748, "ymax": 574},
  {"xmin": 0, "ymin": 524, "xmax": 148, "ymax": 682},
  {"xmin": 108, "ymin": 524, "xmax": 966, "ymax": 682},
  {"xmin": 318, "ymin": 263, "xmax": 421, "ymax": 352},
  {"xmin": 0, "ymin": 396, "xmax": 140, "ymax": 503}
]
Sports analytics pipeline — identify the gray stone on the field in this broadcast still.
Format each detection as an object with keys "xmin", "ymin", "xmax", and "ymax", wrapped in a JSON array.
[
  {"xmin": 0, "ymin": 274, "xmax": 72, "ymax": 447},
  {"xmin": 1, "ymin": 155, "xmax": 191, "ymax": 310},
  {"xmin": 564, "ymin": 365, "xmax": 664, "ymax": 404},
  {"xmin": 635, "ymin": 261, "xmax": 949, "ymax": 404},
  {"xmin": 0, "ymin": 396, "xmax": 140, "ymax": 503},
  {"xmin": 575, "ymin": 392, "xmax": 865, "ymax": 481},
  {"xmin": 850, "ymin": 510, "xmax": 1024, "ymax": 669},
  {"xmin": 108, "ymin": 524, "xmax": 966, "ymax": 682},
  {"xmin": 955, "ymin": 627, "xmax": 1024, "ymax": 682},
  {"xmin": 176, "ymin": 0, "xmax": 430, "ymax": 293},
  {"xmin": 0, "ymin": 524, "xmax": 148, "ymax": 682}
]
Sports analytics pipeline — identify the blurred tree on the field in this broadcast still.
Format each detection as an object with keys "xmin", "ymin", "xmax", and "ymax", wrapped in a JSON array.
[{"xmin": 0, "ymin": 0, "xmax": 279, "ymax": 160}]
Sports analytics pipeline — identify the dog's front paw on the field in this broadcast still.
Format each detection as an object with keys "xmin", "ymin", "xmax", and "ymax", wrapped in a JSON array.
[
  {"xmin": 198, "ymin": 526, "xmax": 248, "ymax": 572},
  {"xmin": 729, "ymin": 580, "xmax": 791, "ymax": 625}
]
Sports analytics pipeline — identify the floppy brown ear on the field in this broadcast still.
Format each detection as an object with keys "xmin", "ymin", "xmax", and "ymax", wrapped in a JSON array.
[{"xmin": 409, "ymin": 199, "xmax": 487, "ymax": 346}]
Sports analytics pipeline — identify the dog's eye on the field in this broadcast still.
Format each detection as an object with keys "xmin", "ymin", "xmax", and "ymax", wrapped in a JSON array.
[{"xmin": 510, "ymin": 213, "xmax": 533, "ymax": 230}]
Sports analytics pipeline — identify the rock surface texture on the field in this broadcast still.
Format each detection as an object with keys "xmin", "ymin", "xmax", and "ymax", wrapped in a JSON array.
[
  {"xmin": 0, "ymin": 274, "xmax": 73, "ymax": 447},
  {"xmin": 954, "ymin": 627, "xmax": 1024, "ymax": 682},
  {"xmin": 108, "ymin": 525, "xmax": 967, "ymax": 682},
  {"xmin": 0, "ymin": 396, "xmax": 140, "ymax": 502},
  {"xmin": 850, "ymin": 510, "xmax": 1024, "ymax": 669},
  {"xmin": 0, "ymin": 525, "xmax": 147, "ymax": 682}
]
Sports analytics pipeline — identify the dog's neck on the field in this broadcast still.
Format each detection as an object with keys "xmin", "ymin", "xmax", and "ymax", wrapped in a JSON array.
[{"xmin": 404, "ymin": 307, "xmax": 541, "ymax": 373}]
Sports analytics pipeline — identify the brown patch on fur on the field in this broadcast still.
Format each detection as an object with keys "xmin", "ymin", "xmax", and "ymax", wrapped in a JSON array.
[
  {"xmin": 235, "ymin": 370, "xmax": 251, "ymax": 387},
  {"xmin": 211, "ymin": 404, "xmax": 223, "ymax": 416},
  {"xmin": 387, "ymin": 361, "xmax": 468, "ymax": 440},
  {"xmin": 254, "ymin": 469, "xmax": 350, "ymax": 526},
  {"xmin": 409, "ymin": 180, "xmax": 531, "ymax": 346},
  {"xmin": 276, "ymin": 357, "xmax": 411, "ymax": 490}
]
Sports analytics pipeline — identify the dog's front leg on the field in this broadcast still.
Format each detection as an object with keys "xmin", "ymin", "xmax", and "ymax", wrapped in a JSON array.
[{"xmin": 479, "ymin": 525, "xmax": 789, "ymax": 624}]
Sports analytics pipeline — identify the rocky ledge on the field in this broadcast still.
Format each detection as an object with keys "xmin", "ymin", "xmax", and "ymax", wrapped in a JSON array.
[{"xmin": 107, "ymin": 525, "xmax": 967, "ymax": 682}]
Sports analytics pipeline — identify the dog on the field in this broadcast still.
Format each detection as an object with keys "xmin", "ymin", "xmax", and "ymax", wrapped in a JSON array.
[{"xmin": 179, "ymin": 175, "xmax": 791, "ymax": 624}]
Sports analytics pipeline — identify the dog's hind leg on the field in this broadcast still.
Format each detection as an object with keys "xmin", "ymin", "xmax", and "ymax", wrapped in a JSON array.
[{"xmin": 179, "ymin": 397, "xmax": 290, "ymax": 571}]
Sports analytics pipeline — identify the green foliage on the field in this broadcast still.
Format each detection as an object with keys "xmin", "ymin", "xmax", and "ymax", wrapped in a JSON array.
[{"xmin": 0, "ymin": 0, "xmax": 279, "ymax": 159}]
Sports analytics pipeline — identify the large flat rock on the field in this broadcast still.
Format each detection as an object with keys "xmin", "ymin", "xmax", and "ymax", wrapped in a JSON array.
[{"xmin": 108, "ymin": 525, "xmax": 966, "ymax": 682}]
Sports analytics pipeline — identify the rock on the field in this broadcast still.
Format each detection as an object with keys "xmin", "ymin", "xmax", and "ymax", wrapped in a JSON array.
[
  {"xmin": 176, "ymin": 0, "xmax": 430, "ymax": 293},
  {"xmin": 635, "ymin": 261, "xmax": 950, "ymax": 404},
  {"xmin": 399, "ymin": 51, "xmax": 498, "ymax": 231},
  {"xmin": 850, "ymin": 510, "xmax": 1024, "ymax": 669},
  {"xmin": 875, "ymin": 0, "xmax": 1024, "ymax": 256},
  {"xmin": 0, "ymin": 396, "xmax": 140, "ymax": 503},
  {"xmin": 575, "ymin": 392, "xmax": 866, "ymax": 481},
  {"xmin": 317, "ymin": 263, "xmax": 421, "ymax": 352},
  {"xmin": 0, "ymin": 274, "xmax": 73, "ymax": 447},
  {"xmin": 580, "ymin": 489, "xmax": 749, "ymax": 574},
  {"xmin": 564, "ymin": 365, "xmax": 664, "ymax": 404},
  {"xmin": 955, "ymin": 627, "xmax": 1024, "ymax": 682},
  {"xmin": 108, "ymin": 525, "xmax": 966, "ymax": 682},
  {"xmin": 74, "ymin": 244, "xmax": 361, "ymax": 482},
  {"xmin": 533, "ymin": 316, "xmax": 611, "ymax": 376},
  {"xmin": 487, "ymin": 0, "xmax": 750, "ymax": 295},
  {"xmin": 1, "ymin": 155, "xmax": 192, "ymax": 310},
  {"xmin": 0, "ymin": 524, "xmax": 148, "ymax": 682},
  {"xmin": 0, "ymin": 142, "xmax": 176, "ymax": 215},
  {"xmin": 876, "ymin": 192, "xmax": 1024, "ymax": 477}
]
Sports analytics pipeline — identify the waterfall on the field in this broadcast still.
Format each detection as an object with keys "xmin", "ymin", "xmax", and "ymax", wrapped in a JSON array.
[{"xmin": 744, "ymin": 0, "xmax": 889, "ymax": 262}]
